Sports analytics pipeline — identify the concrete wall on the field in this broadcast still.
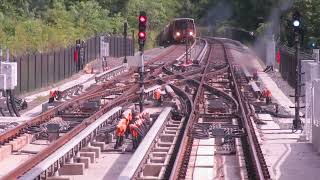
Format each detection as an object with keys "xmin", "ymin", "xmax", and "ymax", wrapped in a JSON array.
[
  {"xmin": 311, "ymin": 79, "xmax": 320, "ymax": 152},
  {"xmin": 302, "ymin": 60, "xmax": 320, "ymax": 150},
  {"xmin": 302, "ymin": 61, "xmax": 320, "ymax": 102}
]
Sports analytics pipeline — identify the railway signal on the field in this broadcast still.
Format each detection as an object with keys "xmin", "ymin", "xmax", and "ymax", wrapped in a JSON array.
[
  {"xmin": 138, "ymin": 11, "xmax": 147, "ymax": 51},
  {"xmin": 292, "ymin": 11, "xmax": 301, "ymax": 32},
  {"xmin": 311, "ymin": 42, "xmax": 317, "ymax": 49},
  {"xmin": 138, "ymin": 11, "xmax": 147, "ymax": 113},
  {"xmin": 291, "ymin": 10, "xmax": 304, "ymax": 132}
]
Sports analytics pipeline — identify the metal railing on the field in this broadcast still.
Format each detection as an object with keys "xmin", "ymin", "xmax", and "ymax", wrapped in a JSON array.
[{"xmin": 279, "ymin": 44, "xmax": 315, "ymax": 87}]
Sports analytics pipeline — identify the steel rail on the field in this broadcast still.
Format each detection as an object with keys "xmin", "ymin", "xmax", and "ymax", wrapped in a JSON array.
[
  {"xmin": 169, "ymin": 38, "xmax": 265, "ymax": 179},
  {"xmin": 149, "ymin": 41, "xmax": 197, "ymax": 77},
  {"xmin": 118, "ymin": 107, "xmax": 173, "ymax": 180},
  {"xmin": 169, "ymin": 39, "xmax": 212, "ymax": 180},
  {"xmin": 0, "ymin": 45, "xmax": 182, "ymax": 145},
  {"xmin": 2, "ymin": 88, "xmax": 139, "ymax": 179},
  {"xmin": 0, "ymin": 83, "xmax": 128, "ymax": 144},
  {"xmin": 144, "ymin": 38, "xmax": 207, "ymax": 84},
  {"xmin": 218, "ymin": 38, "xmax": 267, "ymax": 180},
  {"xmin": 1, "ymin": 43, "xmax": 189, "ymax": 179},
  {"xmin": 20, "ymin": 106, "xmax": 123, "ymax": 180}
]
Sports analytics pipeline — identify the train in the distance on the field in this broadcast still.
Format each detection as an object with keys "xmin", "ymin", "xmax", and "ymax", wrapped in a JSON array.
[{"xmin": 159, "ymin": 18, "xmax": 196, "ymax": 46}]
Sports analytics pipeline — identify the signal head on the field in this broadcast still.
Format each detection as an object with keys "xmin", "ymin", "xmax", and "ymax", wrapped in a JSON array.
[
  {"xmin": 292, "ymin": 11, "xmax": 301, "ymax": 31},
  {"xmin": 139, "ymin": 11, "xmax": 147, "ymax": 23},
  {"xmin": 139, "ymin": 16, "xmax": 147, "ymax": 23},
  {"xmin": 138, "ymin": 31, "xmax": 146, "ymax": 39},
  {"xmin": 293, "ymin": 20, "xmax": 300, "ymax": 27},
  {"xmin": 138, "ymin": 11, "xmax": 147, "ymax": 51}
]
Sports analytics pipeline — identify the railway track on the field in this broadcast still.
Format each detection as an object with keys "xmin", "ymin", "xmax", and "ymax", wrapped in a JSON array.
[
  {"xmin": 0, "ymin": 37, "xmax": 269, "ymax": 180},
  {"xmin": 119, "ymin": 38, "xmax": 270, "ymax": 180},
  {"xmin": 172, "ymin": 38, "xmax": 270, "ymax": 180},
  {"xmin": 0, "ymin": 42, "xmax": 200, "ymax": 179}
]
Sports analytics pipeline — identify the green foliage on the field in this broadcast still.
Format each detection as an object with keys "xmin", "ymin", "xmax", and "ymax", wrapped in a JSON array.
[
  {"xmin": 190, "ymin": 0, "xmax": 320, "ymax": 48},
  {"xmin": 0, "ymin": 0, "xmax": 127, "ymax": 55},
  {"xmin": 0, "ymin": 0, "xmax": 184, "ymax": 54},
  {"xmin": 3, "ymin": 0, "xmax": 318, "ymax": 54}
]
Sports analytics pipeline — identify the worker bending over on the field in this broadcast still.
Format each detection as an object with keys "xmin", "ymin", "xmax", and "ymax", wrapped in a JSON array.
[
  {"xmin": 114, "ymin": 109, "xmax": 133, "ymax": 149},
  {"xmin": 153, "ymin": 88, "xmax": 163, "ymax": 105},
  {"xmin": 260, "ymin": 89, "xmax": 272, "ymax": 104},
  {"xmin": 129, "ymin": 112, "xmax": 150, "ymax": 149}
]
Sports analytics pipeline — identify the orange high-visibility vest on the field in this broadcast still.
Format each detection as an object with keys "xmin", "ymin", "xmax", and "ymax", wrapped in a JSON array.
[
  {"xmin": 153, "ymin": 89, "xmax": 161, "ymax": 100},
  {"xmin": 266, "ymin": 90, "xmax": 271, "ymax": 97},
  {"xmin": 123, "ymin": 110, "xmax": 132, "ymax": 122},
  {"xmin": 261, "ymin": 89, "xmax": 271, "ymax": 98},
  {"xmin": 129, "ymin": 124, "xmax": 139, "ymax": 138},
  {"xmin": 116, "ymin": 119, "xmax": 127, "ymax": 137}
]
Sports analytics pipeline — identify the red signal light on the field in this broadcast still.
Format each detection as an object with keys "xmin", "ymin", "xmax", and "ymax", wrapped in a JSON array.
[
  {"xmin": 138, "ymin": 31, "xmax": 146, "ymax": 39},
  {"xmin": 139, "ymin": 16, "xmax": 147, "ymax": 23},
  {"xmin": 138, "ymin": 11, "xmax": 147, "ymax": 51}
]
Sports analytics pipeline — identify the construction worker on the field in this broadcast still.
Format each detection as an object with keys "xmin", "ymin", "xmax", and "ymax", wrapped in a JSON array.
[
  {"xmin": 265, "ymin": 89, "xmax": 272, "ymax": 104},
  {"xmin": 74, "ymin": 49, "xmax": 79, "ymax": 72},
  {"xmin": 153, "ymin": 89, "xmax": 162, "ymax": 105},
  {"xmin": 129, "ymin": 112, "xmax": 150, "ymax": 150},
  {"xmin": 122, "ymin": 109, "xmax": 133, "ymax": 126},
  {"xmin": 260, "ymin": 89, "xmax": 272, "ymax": 104},
  {"xmin": 114, "ymin": 109, "xmax": 133, "ymax": 149},
  {"xmin": 129, "ymin": 123, "xmax": 139, "ymax": 149},
  {"xmin": 49, "ymin": 90, "xmax": 58, "ymax": 103},
  {"xmin": 114, "ymin": 118, "xmax": 127, "ymax": 149}
]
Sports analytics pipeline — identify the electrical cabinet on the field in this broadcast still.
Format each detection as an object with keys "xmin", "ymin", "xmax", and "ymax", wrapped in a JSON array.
[
  {"xmin": 0, "ymin": 62, "xmax": 17, "ymax": 90},
  {"xmin": 0, "ymin": 74, "xmax": 6, "ymax": 90}
]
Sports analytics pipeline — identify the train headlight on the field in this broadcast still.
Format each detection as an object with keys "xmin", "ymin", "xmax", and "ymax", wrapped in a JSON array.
[
  {"xmin": 189, "ymin": 31, "xmax": 194, "ymax": 36},
  {"xmin": 176, "ymin": 32, "xmax": 181, "ymax": 37}
]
